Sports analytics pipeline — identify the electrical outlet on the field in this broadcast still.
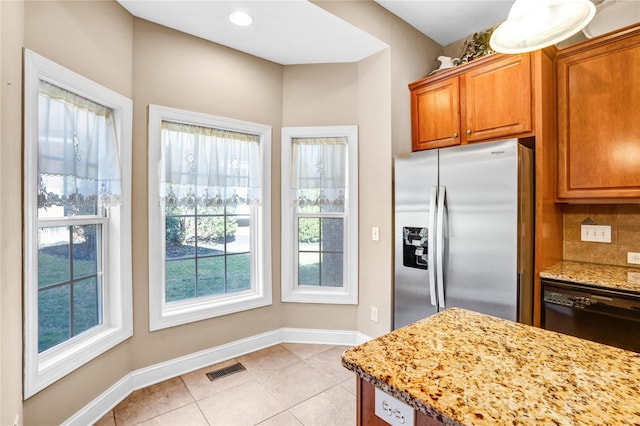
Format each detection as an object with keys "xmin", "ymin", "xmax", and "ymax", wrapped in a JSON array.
[
  {"xmin": 371, "ymin": 306, "xmax": 379, "ymax": 322},
  {"xmin": 580, "ymin": 225, "xmax": 611, "ymax": 243},
  {"xmin": 628, "ymin": 272, "xmax": 640, "ymax": 284},
  {"xmin": 375, "ymin": 387, "xmax": 415, "ymax": 426},
  {"xmin": 628, "ymin": 252, "xmax": 640, "ymax": 265}
]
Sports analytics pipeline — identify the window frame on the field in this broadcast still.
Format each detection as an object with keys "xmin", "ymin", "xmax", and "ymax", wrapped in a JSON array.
[
  {"xmin": 23, "ymin": 49, "xmax": 133, "ymax": 398},
  {"xmin": 281, "ymin": 126, "xmax": 358, "ymax": 304},
  {"xmin": 148, "ymin": 104, "xmax": 272, "ymax": 331}
]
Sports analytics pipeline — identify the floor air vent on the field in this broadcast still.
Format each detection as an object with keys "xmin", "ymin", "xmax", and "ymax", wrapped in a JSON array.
[{"xmin": 206, "ymin": 362, "xmax": 246, "ymax": 381}]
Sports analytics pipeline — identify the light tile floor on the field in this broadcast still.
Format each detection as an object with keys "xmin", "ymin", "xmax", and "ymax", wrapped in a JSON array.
[{"xmin": 94, "ymin": 343, "xmax": 356, "ymax": 426}]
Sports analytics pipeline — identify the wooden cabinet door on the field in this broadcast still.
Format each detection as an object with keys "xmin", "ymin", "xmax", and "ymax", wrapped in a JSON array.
[
  {"xmin": 557, "ymin": 28, "xmax": 640, "ymax": 200},
  {"xmin": 410, "ymin": 77, "xmax": 461, "ymax": 151},
  {"xmin": 463, "ymin": 53, "xmax": 532, "ymax": 143}
]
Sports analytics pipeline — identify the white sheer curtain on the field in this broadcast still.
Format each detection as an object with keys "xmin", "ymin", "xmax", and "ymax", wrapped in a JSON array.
[
  {"xmin": 161, "ymin": 121, "xmax": 261, "ymax": 208},
  {"xmin": 37, "ymin": 80, "xmax": 122, "ymax": 212},
  {"xmin": 291, "ymin": 137, "xmax": 347, "ymax": 213}
]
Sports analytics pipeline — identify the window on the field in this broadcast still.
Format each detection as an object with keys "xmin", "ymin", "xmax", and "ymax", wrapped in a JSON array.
[
  {"xmin": 148, "ymin": 105, "xmax": 271, "ymax": 331},
  {"xmin": 23, "ymin": 49, "xmax": 133, "ymax": 397},
  {"xmin": 281, "ymin": 126, "xmax": 358, "ymax": 304}
]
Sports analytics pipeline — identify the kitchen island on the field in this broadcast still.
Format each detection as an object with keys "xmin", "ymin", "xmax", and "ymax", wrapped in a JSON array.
[{"xmin": 342, "ymin": 308, "xmax": 640, "ymax": 425}]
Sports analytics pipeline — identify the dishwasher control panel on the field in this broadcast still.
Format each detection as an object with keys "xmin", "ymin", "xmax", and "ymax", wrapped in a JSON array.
[{"xmin": 544, "ymin": 291, "xmax": 593, "ymax": 309}]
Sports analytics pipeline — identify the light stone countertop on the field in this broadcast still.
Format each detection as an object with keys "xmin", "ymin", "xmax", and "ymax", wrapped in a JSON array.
[
  {"xmin": 540, "ymin": 260, "xmax": 640, "ymax": 293},
  {"xmin": 342, "ymin": 308, "xmax": 640, "ymax": 426}
]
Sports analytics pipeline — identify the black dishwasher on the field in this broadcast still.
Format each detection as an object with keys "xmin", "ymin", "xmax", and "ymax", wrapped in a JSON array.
[{"xmin": 541, "ymin": 278, "xmax": 640, "ymax": 353}]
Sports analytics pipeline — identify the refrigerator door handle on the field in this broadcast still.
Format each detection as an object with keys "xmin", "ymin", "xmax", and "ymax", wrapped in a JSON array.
[
  {"xmin": 427, "ymin": 186, "xmax": 438, "ymax": 306},
  {"xmin": 436, "ymin": 186, "xmax": 446, "ymax": 309}
]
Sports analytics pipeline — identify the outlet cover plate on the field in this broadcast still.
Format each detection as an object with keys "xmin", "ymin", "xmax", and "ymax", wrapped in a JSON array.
[
  {"xmin": 628, "ymin": 252, "xmax": 640, "ymax": 265},
  {"xmin": 375, "ymin": 387, "xmax": 415, "ymax": 426},
  {"xmin": 628, "ymin": 272, "xmax": 640, "ymax": 283},
  {"xmin": 581, "ymin": 225, "xmax": 611, "ymax": 243}
]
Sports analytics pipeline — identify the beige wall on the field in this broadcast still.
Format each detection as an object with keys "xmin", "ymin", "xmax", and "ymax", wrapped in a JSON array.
[
  {"xmin": 281, "ymin": 62, "xmax": 359, "ymax": 330},
  {"xmin": 3, "ymin": 0, "xmax": 440, "ymax": 423},
  {"xmin": 21, "ymin": 2, "xmax": 135, "ymax": 424},
  {"xmin": 564, "ymin": 205, "xmax": 640, "ymax": 266},
  {"xmin": 25, "ymin": 0, "xmax": 133, "ymax": 97},
  {"xmin": 280, "ymin": 44, "xmax": 400, "ymax": 340},
  {"xmin": 282, "ymin": 63, "xmax": 358, "ymax": 126},
  {"xmin": 1, "ymin": 2, "xmax": 25, "ymax": 425},
  {"xmin": 356, "ymin": 50, "xmax": 393, "ymax": 337},
  {"xmin": 313, "ymin": 0, "xmax": 441, "ymax": 336},
  {"xmin": 314, "ymin": 0, "xmax": 441, "ymax": 156},
  {"xmin": 129, "ymin": 18, "xmax": 284, "ymax": 370}
]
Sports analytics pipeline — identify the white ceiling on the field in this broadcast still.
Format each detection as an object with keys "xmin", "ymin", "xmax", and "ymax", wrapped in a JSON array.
[
  {"xmin": 117, "ymin": 0, "xmax": 515, "ymax": 65},
  {"xmin": 375, "ymin": 1, "xmax": 514, "ymax": 45},
  {"xmin": 118, "ymin": 0, "xmax": 390, "ymax": 65},
  {"xmin": 117, "ymin": 0, "xmax": 637, "ymax": 66}
]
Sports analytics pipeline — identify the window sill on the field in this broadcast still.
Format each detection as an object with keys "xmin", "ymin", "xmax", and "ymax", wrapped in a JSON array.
[
  {"xmin": 25, "ymin": 324, "xmax": 132, "ymax": 399},
  {"xmin": 281, "ymin": 285, "xmax": 358, "ymax": 305},
  {"xmin": 149, "ymin": 290, "xmax": 272, "ymax": 331}
]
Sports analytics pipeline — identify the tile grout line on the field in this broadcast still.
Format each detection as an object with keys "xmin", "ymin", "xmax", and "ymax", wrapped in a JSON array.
[
  {"xmin": 110, "ymin": 344, "xmax": 350, "ymax": 426},
  {"xmin": 251, "ymin": 344, "xmax": 341, "ymax": 425}
]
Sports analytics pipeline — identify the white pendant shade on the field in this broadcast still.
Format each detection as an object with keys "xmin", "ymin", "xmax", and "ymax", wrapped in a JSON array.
[{"xmin": 490, "ymin": 0, "xmax": 596, "ymax": 53}]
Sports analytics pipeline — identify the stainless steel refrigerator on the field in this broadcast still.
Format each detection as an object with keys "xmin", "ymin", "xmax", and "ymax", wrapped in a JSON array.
[{"xmin": 393, "ymin": 138, "xmax": 534, "ymax": 329}]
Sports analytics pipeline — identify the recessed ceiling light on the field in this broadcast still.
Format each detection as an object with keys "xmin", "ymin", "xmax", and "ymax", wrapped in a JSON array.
[{"xmin": 229, "ymin": 11, "xmax": 253, "ymax": 27}]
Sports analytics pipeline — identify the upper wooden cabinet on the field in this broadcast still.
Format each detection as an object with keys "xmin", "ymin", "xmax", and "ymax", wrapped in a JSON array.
[
  {"xmin": 557, "ymin": 24, "xmax": 640, "ymax": 201},
  {"xmin": 409, "ymin": 52, "xmax": 533, "ymax": 151},
  {"xmin": 410, "ymin": 76, "xmax": 461, "ymax": 150},
  {"xmin": 463, "ymin": 54, "xmax": 532, "ymax": 143}
]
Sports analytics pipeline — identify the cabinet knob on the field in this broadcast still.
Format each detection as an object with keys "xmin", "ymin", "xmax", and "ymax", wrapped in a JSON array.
[
  {"xmin": 466, "ymin": 129, "xmax": 472, "ymax": 135},
  {"xmin": 453, "ymin": 132, "xmax": 458, "ymax": 138}
]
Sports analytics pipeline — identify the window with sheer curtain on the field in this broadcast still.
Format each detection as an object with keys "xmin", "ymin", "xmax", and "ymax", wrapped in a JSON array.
[
  {"xmin": 23, "ymin": 49, "xmax": 132, "ymax": 397},
  {"xmin": 35, "ymin": 80, "xmax": 122, "ymax": 354},
  {"xmin": 148, "ymin": 105, "xmax": 272, "ymax": 331},
  {"xmin": 281, "ymin": 126, "xmax": 358, "ymax": 304}
]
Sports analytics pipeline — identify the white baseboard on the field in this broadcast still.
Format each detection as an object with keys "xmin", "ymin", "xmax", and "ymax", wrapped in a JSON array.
[{"xmin": 63, "ymin": 327, "xmax": 371, "ymax": 426}]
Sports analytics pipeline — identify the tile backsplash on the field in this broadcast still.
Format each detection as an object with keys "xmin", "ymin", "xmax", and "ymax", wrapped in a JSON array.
[{"xmin": 564, "ymin": 204, "xmax": 640, "ymax": 267}]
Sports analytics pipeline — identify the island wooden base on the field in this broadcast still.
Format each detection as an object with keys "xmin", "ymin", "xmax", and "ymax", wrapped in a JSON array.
[{"xmin": 357, "ymin": 378, "xmax": 444, "ymax": 426}]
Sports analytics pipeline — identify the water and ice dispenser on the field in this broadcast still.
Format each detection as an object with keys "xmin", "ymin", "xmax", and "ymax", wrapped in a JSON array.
[{"xmin": 402, "ymin": 227, "xmax": 428, "ymax": 269}]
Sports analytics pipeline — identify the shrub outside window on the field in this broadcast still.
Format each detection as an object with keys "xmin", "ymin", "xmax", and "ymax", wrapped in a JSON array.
[{"xmin": 148, "ymin": 105, "xmax": 272, "ymax": 331}]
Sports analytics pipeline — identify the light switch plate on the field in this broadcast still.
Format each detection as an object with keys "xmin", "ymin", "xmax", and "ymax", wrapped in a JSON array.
[{"xmin": 581, "ymin": 225, "xmax": 611, "ymax": 243}]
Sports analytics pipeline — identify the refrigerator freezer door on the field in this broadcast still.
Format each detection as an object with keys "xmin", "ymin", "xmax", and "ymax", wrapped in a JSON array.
[
  {"xmin": 437, "ymin": 139, "xmax": 522, "ymax": 321},
  {"xmin": 393, "ymin": 150, "xmax": 439, "ymax": 329}
]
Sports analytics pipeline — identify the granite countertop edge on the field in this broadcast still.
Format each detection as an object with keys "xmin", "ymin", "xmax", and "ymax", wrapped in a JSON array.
[
  {"xmin": 540, "ymin": 260, "xmax": 640, "ymax": 293},
  {"xmin": 341, "ymin": 357, "xmax": 461, "ymax": 426},
  {"xmin": 341, "ymin": 308, "xmax": 640, "ymax": 425}
]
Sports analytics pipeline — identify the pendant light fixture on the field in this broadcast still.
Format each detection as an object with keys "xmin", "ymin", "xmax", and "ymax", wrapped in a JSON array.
[{"xmin": 490, "ymin": 0, "xmax": 596, "ymax": 54}]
